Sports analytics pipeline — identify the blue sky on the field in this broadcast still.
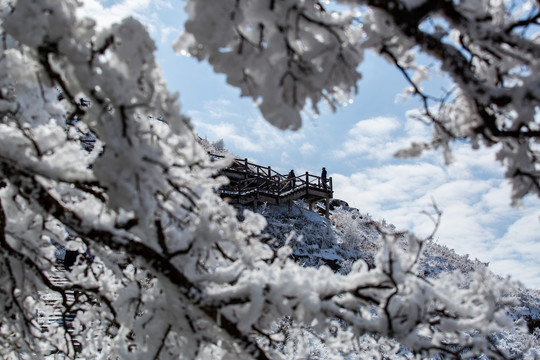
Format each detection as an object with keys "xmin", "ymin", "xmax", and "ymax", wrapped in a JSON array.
[{"xmin": 79, "ymin": 0, "xmax": 540, "ymax": 289}]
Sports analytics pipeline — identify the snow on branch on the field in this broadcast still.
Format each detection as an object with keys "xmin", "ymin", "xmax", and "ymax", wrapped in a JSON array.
[
  {"xmin": 0, "ymin": 0, "xmax": 534, "ymax": 359},
  {"xmin": 178, "ymin": 0, "xmax": 540, "ymax": 203},
  {"xmin": 174, "ymin": 0, "xmax": 363, "ymax": 130}
]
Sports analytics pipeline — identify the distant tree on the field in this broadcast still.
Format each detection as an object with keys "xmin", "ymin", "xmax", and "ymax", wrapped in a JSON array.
[
  {"xmin": 213, "ymin": 138, "xmax": 226, "ymax": 151},
  {"xmin": 0, "ymin": 1, "xmax": 535, "ymax": 359}
]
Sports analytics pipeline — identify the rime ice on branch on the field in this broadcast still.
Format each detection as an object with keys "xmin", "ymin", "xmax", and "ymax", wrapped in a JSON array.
[
  {"xmin": 0, "ymin": 0, "xmax": 536, "ymax": 359},
  {"xmin": 177, "ymin": 0, "xmax": 540, "ymax": 204}
]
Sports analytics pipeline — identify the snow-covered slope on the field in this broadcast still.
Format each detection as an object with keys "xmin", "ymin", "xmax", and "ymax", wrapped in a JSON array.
[
  {"xmin": 235, "ymin": 199, "xmax": 540, "ymax": 358},
  {"xmin": 204, "ymin": 135, "xmax": 540, "ymax": 357}
]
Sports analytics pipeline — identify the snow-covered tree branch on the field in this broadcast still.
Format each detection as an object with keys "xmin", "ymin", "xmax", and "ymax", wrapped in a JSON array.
[
  {"xmin": 177, "ymin": 0, "xmax": 540, "ymax": 204},
  {"xmin": 0, "ymin": 0, "xmax": 537, "ymax": 359}
]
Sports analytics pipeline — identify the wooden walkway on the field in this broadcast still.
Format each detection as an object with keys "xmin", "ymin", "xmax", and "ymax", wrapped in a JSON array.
[{"xmin": 210, "ymin": 154, "xmax": 333, "ymax": 216}]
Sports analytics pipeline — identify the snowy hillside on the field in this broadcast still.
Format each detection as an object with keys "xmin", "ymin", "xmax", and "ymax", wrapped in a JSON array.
[
  {"xmin": 233, "ymin": 199, "xmax": 540, "ymax": 358},
  {"xmin": 197, "ymin": 135, "xmax": 540, "ymax": 357}
]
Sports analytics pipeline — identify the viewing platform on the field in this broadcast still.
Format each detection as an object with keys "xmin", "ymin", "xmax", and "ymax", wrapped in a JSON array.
[{"xmin": 210, "ymin": 154, "xmax": 333, "ymax": 216}]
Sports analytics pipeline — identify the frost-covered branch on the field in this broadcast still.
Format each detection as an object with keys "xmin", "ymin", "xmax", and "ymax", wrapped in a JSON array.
[
  {"xmin": 175, "ymin": 0, "xmax": 363, "ymax": 130},
  {"xmin": 178, "ymin": 0, "xmax": 540, "ymax": 203},
  {"xmin": 0, "ymin": 0, "xmax": 533, "ymax": 359}
]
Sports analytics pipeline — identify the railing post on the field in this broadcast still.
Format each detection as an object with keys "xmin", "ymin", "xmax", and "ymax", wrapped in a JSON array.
[
  {"xmin": 276, "ymin": 172, "xmax": 281, "ymax": 204},
  {"xmin": 268, "ymin": 166, "xmax": 272, "ymax": 194},
  {"xmin": 305, "ymin": 172, "xmax": 309, "ymax": 194},
  {"xmin": 245, "ymin": 158, "xmax": 249, "ymax": 178},
  {"xmin": 254, "ymin": 188, "xmax": 259, "ymax": 209},
  {"xmin": 329, "ymin": 177, "xmax": 333, "ymax": 192},
  {"xmin": 256, "ymin": 166, "xmax": 260, "ymax": 186},
  {"xmin": 325, "ymin": 197, "xmax": 330, "ymax": 218}
]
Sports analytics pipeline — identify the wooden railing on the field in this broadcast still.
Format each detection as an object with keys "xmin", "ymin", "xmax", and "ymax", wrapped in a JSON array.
[{"xmin": 209, "ymin": 153, "xmax": 332, "ymax": 200}]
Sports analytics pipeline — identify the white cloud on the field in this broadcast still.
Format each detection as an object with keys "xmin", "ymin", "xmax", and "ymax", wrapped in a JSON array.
[
  {"xmin": 490, "ymin": 258, "xmax": 540, "ymax": 289},
  {"xmin": 332, "ymin": 142, "xmax": 540, "ymax": 289},
  {"xmin": 349, "ymin": 117, "xmax": 400, "ymax": 136},
  {"xmin": 300, "ymin": 142, "xmax": 315, "ymax": 155},
  {"xmin": 333, "ymin": 117, "xmax": 401, "ymax": 160},
  {"xmin": 194, "ymin": 120, "xmax": 263, "ymax": 153},
  {"xmin": 190, "ymin": 98, "xmax": 310, "ymax": 160},
  {"xmin": 331, "ymin": 115, "xmax": 445, "ymax": 163},
  {"xmin": 78, "ymin": 0, "xmax": 179, "ymax": 45},
  {"xmin": 489, "ymin": 212, "xmax": 540, "ymax": 264},
  {"xmin": 79, "ymin": 0, "xmax": 152, "ymax": 27},
  {"xmin": 203, "ymin": 100, "xmax": 239, "ymax": 120}
]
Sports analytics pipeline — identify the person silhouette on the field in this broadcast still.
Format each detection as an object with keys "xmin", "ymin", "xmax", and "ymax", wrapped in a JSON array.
[{"xmin": 288, "ymin": 170, "xmax": 296, "ymax": 189}]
